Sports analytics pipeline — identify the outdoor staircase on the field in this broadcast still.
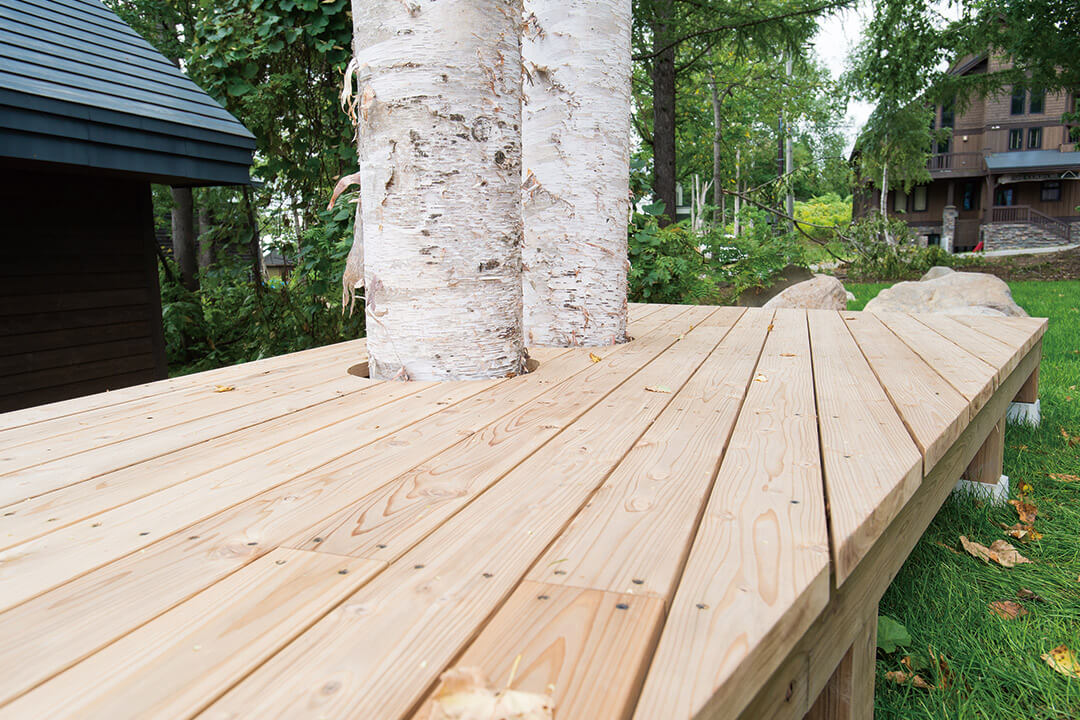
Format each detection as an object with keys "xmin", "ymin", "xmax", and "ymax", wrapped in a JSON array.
[{"xmin": 991, "ymin": 205, "xmax": 1073, "ymax": 244}]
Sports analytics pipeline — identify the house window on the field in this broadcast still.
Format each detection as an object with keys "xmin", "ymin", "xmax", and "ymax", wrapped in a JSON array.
[
  {"xmin": 1011, "ymin": 87, "xmax": 1026, "ymax": 115},
  {"xmin": 1029, "ymin": 91, "xmax": 1045, "ymax": 114},
  {"xmin": 1041, "ymin": 181, "xmax": 1062, "ymax": 202},
  {"xmin": 913, "ymin": 185, "xmax": 928, "ymax": 212},
  {"xmin": 1009, "ymin": 128, "xmax": 1024, "ymax": 150},
  {"xmin": 941, "ymin": 99, "xmax": 955, "ymax": 128},
  {"xmin": 961, "ymin": 181, "xmax": 979, "ymax": 210},
  {"xmin": 927, "ymin": 233, "xmax": 941, "ymax": 247},
  {"xmin": 1028, "ymin": 127, "xmax": 1043, "ymax": 149},
  {"xmin": 995, "ymin": 187, "xmax": 1015, "ymax": 206},
  {"xmin": 893, "ymin": 190, "xmax": 908, "ymax": 213}
]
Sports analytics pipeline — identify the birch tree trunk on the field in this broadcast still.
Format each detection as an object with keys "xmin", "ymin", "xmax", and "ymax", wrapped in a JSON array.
[
  {"xmin": 521, "ymin": 0, "xmax": 630, "ymax": 347},
  {"xmin": 709, "ymin": 73, "xmax": 723, "ymax": 222},
  {"xmin": 351, "ymin": 0, "xmax": 526, "ymax": 380}
]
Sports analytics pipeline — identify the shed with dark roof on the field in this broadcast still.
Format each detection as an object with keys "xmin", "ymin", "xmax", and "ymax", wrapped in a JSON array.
[{"xmin": 0, "ymin": 0, "xmax": 254, "ymax": 412}]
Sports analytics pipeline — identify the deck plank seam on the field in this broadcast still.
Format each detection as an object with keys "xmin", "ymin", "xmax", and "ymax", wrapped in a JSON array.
[
  {"xmin": 807, "ymin": 311, "xmax": 840, "ymax": 592},
  {"xmin": 902, "ymin": 313, "xmax": 1008, "ymax": 391}
]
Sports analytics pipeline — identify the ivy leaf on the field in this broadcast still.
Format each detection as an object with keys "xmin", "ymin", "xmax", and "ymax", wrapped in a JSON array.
[
  {"xmin": 641, "ymin": 201, "xmax": 666, "ymax": 216},
  {"xmin": 876, "ymin": 615, "xmax": 911, "ymax": 653}
]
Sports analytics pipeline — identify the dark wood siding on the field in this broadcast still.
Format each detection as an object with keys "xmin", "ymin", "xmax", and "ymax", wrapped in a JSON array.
[{"xmin": 0, "ymin": 166, "xmax": 167, "ymax": 412}]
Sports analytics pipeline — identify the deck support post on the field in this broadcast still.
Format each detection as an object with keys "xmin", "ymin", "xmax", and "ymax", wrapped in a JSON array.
[
  {"xmin": 804, "ymin": 612, "xmax": 877, "ymax": 720},
  {"xmin": 954, "ymin": 416, "xmax": 1008, "ymax": 504},
  {"xmin": 1007, "ymin": 366, "xmax": 1040, "ymax": 427}
]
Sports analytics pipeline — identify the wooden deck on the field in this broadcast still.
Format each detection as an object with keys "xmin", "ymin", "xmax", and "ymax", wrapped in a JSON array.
[{"xmin": 0, "ymin": 304, "xmax": 1046, "ymax": 719}]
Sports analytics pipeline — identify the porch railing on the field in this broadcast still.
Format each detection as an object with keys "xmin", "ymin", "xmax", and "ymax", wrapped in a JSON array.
[
  {"xmin": 927, "ymin": 152, "xmax": 985, "ymax": 173},
  {"xmin": 991, "ymin": 205, "xmax": 1072, "ymax": 243}
]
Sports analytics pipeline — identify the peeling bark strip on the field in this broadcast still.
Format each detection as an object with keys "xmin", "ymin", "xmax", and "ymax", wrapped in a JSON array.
[
  {"xmin": 352, "ymin": 0, "xmax": 526, "ymax": 380},
  {"xmin": 521, "ymin": 0, "xmax": 631, "ymax": 347}
]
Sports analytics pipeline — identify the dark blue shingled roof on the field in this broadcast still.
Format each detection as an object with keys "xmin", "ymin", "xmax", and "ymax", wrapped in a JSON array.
[{"xmin": 0, "ymin": 0, "xmax": 254, "ymax": 185}]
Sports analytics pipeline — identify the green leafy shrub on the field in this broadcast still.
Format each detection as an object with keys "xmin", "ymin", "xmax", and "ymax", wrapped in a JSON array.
[
  {"xmin": 160, "ymin": 201, "xmax": 364, "ymax": 375},
  {"xmin": 843, "ymin": 214, "xmax": 967, "ymax": 281}
]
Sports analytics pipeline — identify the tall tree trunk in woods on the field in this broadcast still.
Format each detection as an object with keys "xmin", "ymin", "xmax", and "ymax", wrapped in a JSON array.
[
  {"xmin": 170, "ymin": 186, "xmax": 198, "ymax": 291},
  {"xmin": 243, "ymin": 186, "xmax": 264, "ymax": 294},
  {"xmin": 734, "ymin": 147, "xmax": 741, "ymax": 237},
  {"xmin": 352, "ymin": 0, "xmax": 526, "ymax": 380},
  {"xmin": 880, "ymin": 154, "xmax": 892, "ymax": 245},
  {"xmin": 651, "ymin": 0, "xmax": 677, "ymax": 226},
  {"xmin": 709, "ymin": 74, "xmax": 723, "ymax": 222},
  {"xmin": 197, "ymin": 206, "xmax": 214, "ymax": 271},
  {"xmin": 521, "ymin": 0, "xmax": 630, "ymax": 346}
]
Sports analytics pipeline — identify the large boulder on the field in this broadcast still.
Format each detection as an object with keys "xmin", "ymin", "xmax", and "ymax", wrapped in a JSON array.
[
  {"xmin": 864, "ymin": 270, "xmax": 1027, "ymax": 317},
  {"xmin": 763, "ymin": 274, "xmax": 849, "ymax": 310},
  {"xmin": 736, "ymin": 264, "xmax": 814, "ymax": 306},
  {"xmin": 920, "ymin": 266, "xmax": 954, "ymax": 281}
]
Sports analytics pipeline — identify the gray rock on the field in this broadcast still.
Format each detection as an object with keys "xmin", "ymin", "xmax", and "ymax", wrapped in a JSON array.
[
  {"xmin": 920, "ymin": 266, "xmax": 955, "ymax": 281},
  {"xmin": 736, "ymin": 264, "xmax": 814, "ymax": 307},
  {"xmin": 864, "ymin": 271, "xmax": 1027, "ymax": 317},
  {"xmin": 763, "ymin": 274, "xmax": 849, "ymax": 311}
]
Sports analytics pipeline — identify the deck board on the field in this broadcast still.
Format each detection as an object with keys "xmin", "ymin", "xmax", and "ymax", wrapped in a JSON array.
[
  {"xmin": 808, "ymin": 310, "xmax": 921, "ymax": 586},
  {"xmin": 842, "ymin": 312, "xmax": 969, "ymax": 472},
  {"xmin": 0, "ymin": 304, "xmax": 1047, "ymax": 719},
  {"xmin": 633, "ymin": 309, "xmax": 830, "ymax": 720}
]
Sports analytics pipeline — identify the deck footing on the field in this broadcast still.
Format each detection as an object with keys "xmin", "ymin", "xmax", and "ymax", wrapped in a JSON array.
[
  {"xmin": 953, "ymin": 474, "xmax": 1009, "ymax": 505},
  {"xmin": 1006, "ymin": 399, "xmax": 1040, "ymax": 427}
]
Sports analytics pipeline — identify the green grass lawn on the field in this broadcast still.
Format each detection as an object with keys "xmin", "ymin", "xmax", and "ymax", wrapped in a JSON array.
[{"xmin": 844, "ymin": 281, "xmax": 1080, "ymax": 719}]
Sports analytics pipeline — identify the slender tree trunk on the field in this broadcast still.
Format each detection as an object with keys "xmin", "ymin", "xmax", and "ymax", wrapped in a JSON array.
[
  {"xmin": 709, "ymin": 73, "xmax": 723, "ymax": 222},
  {"xmin": 651, "ymin": 0, "xmax": 677, "ymax": 226},
  {"xmin": 880, "ymin": 159, "xmax": 892, "ymax": 245},
  {"xmin": 170, "ymin": 186, "xmax": 198, "ymax": 291},
  {"xmin": 521, "ymin": 0, "xmax": 630, "ymax": 347},
  {"xmin": 734, "ymin": 147, "xmax": 741, "ymax": 237},
  {"xmin": 784, "ymin": 55, "xmax": 794, "ymax": 231},
  {"xmin": 352, "ymin": 0, "xmax": 525, "ymax": 380},
  {"xmin": 243, "ymin": 186, "xmax": 264, "ymax": 294},
  {"xmin": 197, "ymin": 205, "xmax": 214, "ymax": 270}
]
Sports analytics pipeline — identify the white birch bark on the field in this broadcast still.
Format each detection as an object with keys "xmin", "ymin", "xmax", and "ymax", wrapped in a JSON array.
[
  {"xmin": 351, "ymin": 0, "xmax": 526, "ymax": 380},
  {"xmin": 520, "ymin": 0, "xmax": 631, "ymax": 346}
]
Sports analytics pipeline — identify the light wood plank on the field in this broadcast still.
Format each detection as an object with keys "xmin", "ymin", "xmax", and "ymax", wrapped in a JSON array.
[
  {"xmin": 910, "ymin": 313, "xmax": 1020, "ymax": 385},
  {"xmin": 287, "ymin": 307, "xmax": 739, "ymax": 562},
  {"xmin": 737, "ymin": 341, "xmax": 1043, "ymax": 720},
  {"xmin": 199, "ymin": 309, "xmax": 731, "ymax": 719},
  {"xmin": 525, "ymin": 308, "xmax": 769, "ymax": 600},
  {"xmin": 410, "ymin": 582, "xmax": 665, "ymax": 720},
  {"xmin": 873, "ymin": 311, "xmax": 997, "ymax": 419},
  {"xmin": 0, "ymin": 310, "xmax": 685, "ymax": 704},
  {"xmin": 964, "ymin": 418, "xmax": 1004, "ymax": 485},
  {"xmin": 0, "ymin": 549, "xmax": 383, "ymax": 719},
  {"xmin": 0, "ymin": 339, "xmax": 368, "ymax": 433},
  {"xmin": 842, "ymin": 312, "xmax": 969, "ymax": 472},
  {"xmin": 0, "ymin": 373, "xmax": 378, "ymax": 507},
  {"xmin": 0, "ymin": 376, "xmax": 507, "ymax": 611},
  {"xmin": 808, "ymin": 310, "xmax": 921, "ymax": 586},
  {"xmin": 954, "ymin": 315, "xmax": 1046, "ymax": 357},
  {"xmin": 0, "ymin": 345, "xmax": 367, "ymax": 460},
  {"xmin": 632, "ymin": 308, "xmax": 830, "ymax": 720}
]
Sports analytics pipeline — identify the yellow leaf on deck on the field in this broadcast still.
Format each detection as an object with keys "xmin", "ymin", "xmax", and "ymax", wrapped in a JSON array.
[
  {"xmin": 988, "ymin": 600, "xmax": 1028, "ymax": 620},
  {"xmin": 1042, "ymin": 645, "xmax": 1080, "ymax": 679},
  {"xmin": 959, "ymin": 536, "xmax": 1032, "ymax": 568},
  {"xmin": 1049, "ymin": 473, "xmax": 1080, "ymax": 483},
  {"xmin": 645, "ymin": 385, "xmax": 672, "ymax": 394},
  {"xmin": 589, "ymin": 352, "xmax": 602, "ymax": 363},
  {"xmin": 753, "ymin": 374, "xmax": 768, "ymax": 383},
  {"xmin": 428, "ymin": 666, "xmax": 554, "ymax": 720},
  {"xmin": 214, "ymin": 385, "xmax": 235, "ymax": 393}
]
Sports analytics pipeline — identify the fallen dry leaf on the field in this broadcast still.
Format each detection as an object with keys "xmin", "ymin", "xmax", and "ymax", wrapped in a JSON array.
[
  {"xmin": 1049, "ymin": 473, "xmax": 1079, "ymax": 483},
  {"xmin": 989, "ymin": 600, "xmax": 1028, "ymax": 620},
  {"xmin": 885, "ymin": 670, "xmax": 934, "ymax": 690},
  {"xmin": 753, "ymin": 374, "xmax": 768, "ymax": 383},
  {"xmin": 213, "ymin": 385, "xmax": 235, "ymax": 393},
  {"xmin": 959, "ymin": 536, "xmax": 1032, "ymax": 568},
  {"xmin": 644, "ymin": 385, "xmax": 671, "ymax": 394},
  {"xmin": 588, "ymin": 352, "xmax": 602, "ymax": 363},
  {"xmin": 1060, "ymin": 428, "xmax": 1080, "ymax": 446},
  {"xmin": 1042, "ymin": 646, "xmax": 1080, "ymax": 680},
  {"xmin": 999, "ymin": 522, "xmax": 1043, "ymax": 542},
  {"xmin": 428, "ymin": 667, "xmax": 554, "ymax": 720},
  {"xmin": 1017, "ymin": 588, "xmax": 1044, "ymax": 603},
  {"xmin": 1009, "ymin": 498, "xmax": 1038, "ymax": 525}
]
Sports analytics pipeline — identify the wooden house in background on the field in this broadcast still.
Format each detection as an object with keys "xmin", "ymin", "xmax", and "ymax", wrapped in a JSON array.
[
  {"xmin": 856, "ymin": 54, "xmax": 1080, "ymax": 252},
  {"xmin": 0, "ymin": 0, "xmax": 253, "ymax": 412}
]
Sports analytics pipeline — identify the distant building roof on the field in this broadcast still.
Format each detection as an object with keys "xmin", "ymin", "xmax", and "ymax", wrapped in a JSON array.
[
  {"xmin": 0, "ymin": 0, "xmax": 254, "ymax": 185},
  {"xmin": 986, "ymin": 150, "xmax": 1080, "ymax": 172}
]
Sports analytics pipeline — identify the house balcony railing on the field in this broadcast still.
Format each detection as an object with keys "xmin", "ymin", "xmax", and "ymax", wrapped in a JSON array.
[
  {"xmin": 927, "ymin": 152, "xmax": 986, "ymax": 174},
  {"xmin": 991, "ymin": 205, "xmax": 1072, "ymax": 243}
]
